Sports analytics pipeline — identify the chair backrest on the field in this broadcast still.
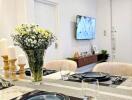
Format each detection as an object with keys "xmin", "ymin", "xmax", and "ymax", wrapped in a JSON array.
[
  {"xmin": 44, "ymin": 60, "xmax": 77, "ymax": 72},
  {"xmin": 92, "ymin": 62, "xmax": 132, "ymax": 76}
]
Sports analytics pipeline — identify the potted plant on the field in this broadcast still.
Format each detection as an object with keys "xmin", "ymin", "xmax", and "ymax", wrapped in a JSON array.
[
  {"xmin": 97, "ymin": 50, "xmax": 109, "ymax": 62},
  {"xmin": 100, "ymin": 50, "xmax": 109, "ymax": 60}
]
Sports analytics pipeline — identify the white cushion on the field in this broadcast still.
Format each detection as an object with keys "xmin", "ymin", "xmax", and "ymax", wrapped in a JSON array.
[
  {"xmin": 92, "ymin": 62, "xmax": 132, "ymax": 76},
  {"xmin": 44, "ymin": 60, "xmax": 77, "ymax": 72}
]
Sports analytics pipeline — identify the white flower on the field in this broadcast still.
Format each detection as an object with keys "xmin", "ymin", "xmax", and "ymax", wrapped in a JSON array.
[
  {"xmin": 31, "ymin": 36, "xmax": 35, "ymax": 39},
  {"xmin": 33, "ymin": 40, "xmax": 37, "ymax": 44},
  {"xmin": 13, "ymin": 24, "xmax": 55, "ymax": 49}
]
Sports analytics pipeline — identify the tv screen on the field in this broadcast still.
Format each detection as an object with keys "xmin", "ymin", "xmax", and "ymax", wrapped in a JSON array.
[{"xmin": 76, "ymin": 15, "xmax": 96, "ymax": 40}]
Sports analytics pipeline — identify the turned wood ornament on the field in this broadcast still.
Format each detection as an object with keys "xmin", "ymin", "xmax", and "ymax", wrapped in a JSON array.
[
  {"xmin": 18, "ymin": 64, "xmax": 25, "ymax": 79},
  {"xmin": 1, "ymin": 55, "xmax": 9, "ymax": 79},
  {"xmin": 9, "ymin": 59, "xmax": 17, "ymax": 81}
]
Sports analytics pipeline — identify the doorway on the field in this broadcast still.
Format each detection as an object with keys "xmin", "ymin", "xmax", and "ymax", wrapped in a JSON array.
[
  {"xmin": 34, "ymin": 0, "xmax": 60, "ymax": 62},
  {"xmin": 111, "ymin": 0, "xmax": 132, "ymax": 62}
]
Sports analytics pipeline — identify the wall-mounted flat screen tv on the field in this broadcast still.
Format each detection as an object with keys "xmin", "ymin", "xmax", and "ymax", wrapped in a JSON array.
[{"xmin": 76, "ymin": 15, "xmax": 96, "ymax": 40}]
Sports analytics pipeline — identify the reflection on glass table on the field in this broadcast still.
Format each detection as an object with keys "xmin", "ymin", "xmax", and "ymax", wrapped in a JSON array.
[
  {"xmin": 60, "ymin": 65, "xmax": 71, "ymax": 81},
  {"xmin": 82, "ymin": 78, "xmax": 99, "ymax": 100},
  {"xmin": 16, "ymin": 68, "xmax": 57, "ymax": 76},
  {"xmin": 0, "ymin": 76, "xmax": 13, "ymax": 90},
  {"xmin": 11, "ymin": 90, "xmax": 83, "ymax": 100},
  {"xmin": 67, "ymin": 72, "xmax": 127, "ymax": 87}
]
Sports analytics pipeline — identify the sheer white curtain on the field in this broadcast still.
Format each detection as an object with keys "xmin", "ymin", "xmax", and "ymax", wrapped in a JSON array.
[
  {"xmin": 0, "ymin": 0, "xmax": 18, "ymax": 67},
  {"xmin": 0, "ymin": 0, "xmax": 5, "ymax": 35},
  {"xmin": 0, "ymin": 0, "xmax": 17, "ymax": 36}
]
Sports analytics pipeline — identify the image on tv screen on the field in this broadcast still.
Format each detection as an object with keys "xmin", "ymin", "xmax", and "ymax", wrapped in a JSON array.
[{"xmin": 76, "ymin": 15, "xmax": 96, "ymax": 40}]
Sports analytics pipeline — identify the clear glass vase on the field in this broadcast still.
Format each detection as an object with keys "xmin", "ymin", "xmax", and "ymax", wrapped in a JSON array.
[{"xmin": 25, "ymin": 49, "xmax": 44, "ymax": 84}]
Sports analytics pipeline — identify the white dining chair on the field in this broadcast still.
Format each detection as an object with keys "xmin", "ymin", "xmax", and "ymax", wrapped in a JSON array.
[
  {"xmin": 44, "ymin": 59, "xmax": 77, "ymax": 72},
  {"xmin": 92, "ymin": 62, "xmax": 132, "ymax": 76}
]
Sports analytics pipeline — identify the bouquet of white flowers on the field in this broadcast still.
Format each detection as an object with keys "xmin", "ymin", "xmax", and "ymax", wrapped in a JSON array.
[
  {"xmin": 12, "ymin": 24, "xmax": 56, "ymax": 83},
  {"xmin": 12, "ymin": 24, "xmax": 55, "ymax": 50}
]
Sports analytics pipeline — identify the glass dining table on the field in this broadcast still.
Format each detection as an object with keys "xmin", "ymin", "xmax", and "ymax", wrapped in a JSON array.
[{"xmin": 0, "ymin": 70, "xmax": 132, "ymax": 100}]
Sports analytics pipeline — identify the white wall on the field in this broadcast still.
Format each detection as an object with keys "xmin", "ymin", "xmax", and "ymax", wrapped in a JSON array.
[
  {"xmin": 112, "ymin": 0, "xmax": 132, "ymax": 63},
  {"xmin": 96, "ymin": 0, "xmax": 132, "ymax": 63},
  {"xmin": 96, "ymin": 0, "xmax": 112, "ymax": 60},
  {"xmin": 58, "ymin": 0, "xmax": 97, "ymax": 59},
  {"xmin": 33, "ymin": 0, "xmax": 97, "ymax": 62},
  {"xmin": 34, "ymin": 0, "xmax": 61, "ymax": 62},
  {"xmin": 2, "ymin": 0, "xmax": 132, "ymax": 65},
  {"xmin": 0, "ymin": 0, "xmax": 97, "ymax": 65}
]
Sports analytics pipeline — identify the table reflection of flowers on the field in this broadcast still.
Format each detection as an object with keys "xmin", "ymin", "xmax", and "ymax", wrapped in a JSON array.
[{"xmin": 12, "ymin": 24, "xmax": 56, "ymax": 83}]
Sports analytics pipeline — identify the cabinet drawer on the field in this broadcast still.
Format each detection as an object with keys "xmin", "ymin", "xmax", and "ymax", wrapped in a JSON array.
[
  {"xmin": 77, "ymin": 55, "xmax": 97, "ymax": 67},
  {"xmin": 85, "ymin": 55, "xmax": 97, "ymax": 64},
  {"xmin": 77, "ymin": 58, "xmax": 85, "ymax": 67}
]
